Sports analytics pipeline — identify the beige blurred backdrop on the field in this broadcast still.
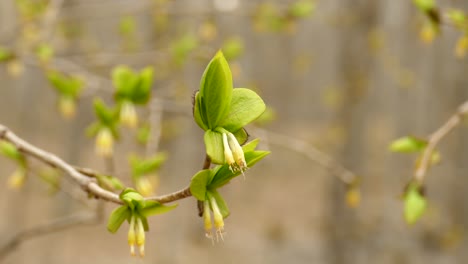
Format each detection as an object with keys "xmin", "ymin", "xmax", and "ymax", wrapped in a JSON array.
[{"xmin": 1, "ymin": 0, "xmax": 468, "ymax": 263}]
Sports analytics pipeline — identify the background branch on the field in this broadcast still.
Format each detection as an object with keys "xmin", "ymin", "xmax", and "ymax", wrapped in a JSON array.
[
  {"xmin": 253, "ymin": 128, "xmax": 358, "ymax": 185},
  {"xmin": 0, "ymin": 212, "xmax": 97, "ymax": 262},
  {"xmin": 414, "ymin": 100, "xmax": 468, "ymax": 184}
]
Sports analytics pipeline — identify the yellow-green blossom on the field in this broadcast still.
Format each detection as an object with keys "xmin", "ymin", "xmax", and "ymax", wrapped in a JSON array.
[{"xmin": 95, "ymin": 128, "xmax": 113, "ymax": 157}]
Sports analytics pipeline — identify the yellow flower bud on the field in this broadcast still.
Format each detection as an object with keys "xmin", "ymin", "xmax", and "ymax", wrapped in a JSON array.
[
  {"xmin": 136, "ymin": 217, "xmax": 145, "ymax": 257},
  {"xmin": 222, "ymin": 133, "xmax": 236, "ymax": 171},
  {"xmin": 203, "ymin": 200, "xmax": 213, "ymax": 242},
  {"xmin": 209, "ymin": 196, "xmax": 225, "ymax": 241},
  {"xmin": 128, "ymin": 215, "xmax": 136, "ymax": 256},
  {"xmin": 227, "ymin": 133, "xmax": 247, "ymax": 174},
  {"xmin": 95, "ymin": 128, "xmax": 113, "ymax": 157},
  {"xmin": 120, "ymin": 101, "xmax": 138, "ymax": 128},
  {"xmin": 7, "ymin": 169, "xmax": 26, "ymax": 190},
  {"xmin": 58, "ymin": 96, "xmax": 76, "ymax": 119}
]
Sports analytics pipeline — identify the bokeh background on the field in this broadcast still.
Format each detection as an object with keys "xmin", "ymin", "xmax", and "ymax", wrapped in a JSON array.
[{"xmin": 1, "ymin": 0, "xmax": 468, "ymax": 263}]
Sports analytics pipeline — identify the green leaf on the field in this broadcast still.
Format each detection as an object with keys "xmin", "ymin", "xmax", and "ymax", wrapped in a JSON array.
[
  {"xmin": 447, "ymin": 9, "xmax": 466, "ymax": 28},
  {"xmin": 189, "ymin": 169, "xmax": 213, "ymax": 201},
  {"xmin": 113, "ymin": 66, "xmax": 153, "ymax": 105},
  {"xmin": 120, "ymin": 188, "xmax": 144, "ymax": 210},
  {"xmin": 209, "ymin": 149, "xmax": 270, "ymax": 189},
  {"xmin": 136, "ymin": 123, "xmax": 151, "ymax": 145},
  {"xmin": 0, "ymin": 46, "xmax": 14, "ymax": 62},
  {"xmin": 131, "ymin": 67, "xmax": 153, "ymax": 104},
  {"xmin": 119, "ymin": 16, "xmax": 136, "ymax": 36},
  {"xmin": 139, "ymin": 201, "xmax": 178, "ymax": 217},
  {"xmin": 404, "ymin": 184, "xmax": 427, "ymax": 225},
  {"xmin": 222, "ymin": 37, "xmax": 244, "ymax": 61},
  {"xmin": 207, "ymin": 190, "xmax": 230, "ymax": 218},
  {"xmin": 35, "ymin": 43, "xmax": 54, "ymax": 62},
  {"xmin": 171, "ymin": 33, "xmax": 198, "ymax": 66},
  {"xmin": 198, "ymin": 51, "xmax": 233, "ymax": 129},
  {"xmin": 0, "ymin": 141, "xmax": 21, "ymax": 160},
  {"xmin": 232, "ymin": 128, "xmax": 249, "ymax": 145},
  {"xmin": 389, "ymin": 136, "xmax": 427, "ymax": 153},
  {"xmin": 113, "ymin": 66, "xmax": 138, "ymax": 99},
  {"xmin": 219, "ymin": 88, "xmax": 266, "ymax": 132},
  {"xmin": 241, "ymin": 138, "xmax": 260, "ymax": 153},
  {"xmin": 204, "ymin": 130, "xmax": 225, "ymax": 164},
  {"xmin": 93, "ymin": 98, "xmax": 117, "ymax": 127},
  {"xmin": 140, "ymin": 216, "xmax": 149, "ymax": 231},
  {"xmin": 289, "ymin": 0, "xmax": 316, "ymax": 18},
  {"xmin": 96, "ymin": 175, "xmax": 124, "ymax": 191},
  {"xmin": 130, "ymin": 152, "xmax": 167, "ymax": 177},
  {"xmin": 193, "ymin": 91, "xmax": 208, "ymax": 130},
  {"xmin": 47, "ymin": 70, "xmax": 83, "ymax": 98},
  {"xmin": 413, "ymin": 0, "xmax": 435, "ymax": 12},
  {"xmin": 107, "ymin": 205, "xmax": 131, "ymax": 233}
]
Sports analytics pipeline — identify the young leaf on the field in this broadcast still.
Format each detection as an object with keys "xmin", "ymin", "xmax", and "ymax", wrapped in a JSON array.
[
  {"xmin": 96, "ymin": 174, "xmax": 124, "ymax": 191},
  {"xmin": 412, "ymin": 0, "xmax": 435, "ymax": 13},
  {"xmin": 139, "ymin": 201, "xmax": 178, "ymax": 217},
  {"xmin": 107, "ymin": 205, "xmax": 131, "ymax": 233},
  {"xmin": 193, "ymin": 91, "xmax": 208, "ymax": 130},
  {"xmin": 219, "ymin": 88, "xmax": 266, "ymax": 132},
  {"xmin": 190, "ymin": 170, "xmax": 213, "ymax": 201},
  {"xmin": 130, "ymin": 152, "xmax": 167, "ymax": 177},
  {"xmin": 0, "ymin": 46, "xmax": 14, "ymax": 62},
  {"xmin": 120, "ymin": 188, "xmax": 144, "ymax": 210},
  {"xmin": 198, "ymin": 51, "xmax": 233, "ymax": 128},
  {"xmin": 204, "ymin": 130, "xmax": 225, "ymax": 164},
  {"xmin": 207, "ymin": 190, "xmax": 230, "ymax": 218},
  {"xmin": 389, "ymin": 136, "xmax": 427, "ymax": 153},
  {"xmin": 93, "ymin": 98, "xmax": 117, "ymax": 127},
  {"xmin": 0, "ymin": 141, "xmax": 22, "ymax": 160},
  {"xmin": 404, "ymin": 185, "xmax": 427, "ymax": 225},
  {"xmin": 113, "ymin": 66, "xmax": 138, "ymax": 99},
  {"xmin": 289, "ymin": 0, "xmax": 316, "ymax": 18},
  {"xmin": 209, "ymin": 149, "xmax": 270, "ymax": 189},
  {"xmin": 222, "ymin": 37, "xmax": 244, "ymax": 61},
  {"xmin": 131, "ymin": 67, "xmax": 153, "ymax": 104}
]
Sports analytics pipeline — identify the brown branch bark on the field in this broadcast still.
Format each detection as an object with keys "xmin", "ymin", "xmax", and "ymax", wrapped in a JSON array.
[
  {"xmin": 253, "ymin": 128, "xmax": 358, "ymax": 185},
  {"xmin": 0, "ymin": 124, "xmax": 194, "ymax": 204},
  {"xmin": 0, "ymin": 213, "xmax": 96, "ymax": 262},
  {"xmin": 414, "ymin": 101, "xmax": 468, "ymax": 184}
]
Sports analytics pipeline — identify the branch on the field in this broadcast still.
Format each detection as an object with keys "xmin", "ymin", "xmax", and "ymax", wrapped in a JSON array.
[
  {"xmin": 252, "ymin": 128, "xmax": 358, "ymax": 185},
  {"xmin": 0, "ymin": 213, "xmax": 96, "ymax": 262},
  {"xmin": 414, "ymin": 101, "xmax": 468, "ymax": 184},
  {"xmin": 0, "ymin": 124, "xmax": 193, "ymax": 204}
]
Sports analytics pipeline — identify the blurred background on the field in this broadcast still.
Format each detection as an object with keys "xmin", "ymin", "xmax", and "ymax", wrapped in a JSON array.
[{"xmin": 1, "ymin": 0, "xmax": 468, "ymax": 263}]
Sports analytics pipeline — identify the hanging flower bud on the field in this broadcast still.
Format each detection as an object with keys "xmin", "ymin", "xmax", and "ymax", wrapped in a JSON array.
[
  {"xmin": 209, "ymin": 196, "xmax": 225, "ymax": 241},
  {"xmin": 58, "ymin": 96, "xmax": 76, "ymax": 119},
  {"xmin": 7, "ymin": 168, "xmax": 26, "ymax": 190},
  {"xmin": 120, "ymin": 101, "xmax": 138, "ymax": 128},
  {"xmin": 135, "ymin": 217, "xmax": 145, "ymax": 257},
  {"xmin": 95, "ymin": 128, "xmax": 114, "ymax": 157},
  {"xmin": 222, "ymin": 133, "xmax": 236, "ymax": 172},
  {"xmin": 135, "ymin": 175, "xmax": 156, "ymax": 197},
  {"xmin": 203, "ymin": 200, "xmax": 213, "ymax": 242},
  {"xmin": 227, "ymin": 133, "xmax": 247, "ymax": 174},
  {"xmin": 128, "ymin": 215, "xmax": 136, "ymax": 256}
]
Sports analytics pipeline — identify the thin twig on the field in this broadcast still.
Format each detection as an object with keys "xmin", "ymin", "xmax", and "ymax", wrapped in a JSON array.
[
  {"xmin": 0, "ymin": 213, "xmax": 96, "ymax": 262},
  {"xmin": 197, "ymin": 155, "xmax": 211, "ymax": 217},
  {"xmin": 146, "ymin": 98, "xmax": 164, "ymax": 156},
  {"xmin": 40, "ymin": 0, "xmax": 65, "ymax": 41},
  {"xmin": 0, "ymin": 124, "xmax": 194, "ymax": 205},
  {"xmin": 414, "ymin": 101, "xmax": 468, "ymax": 184},
  {"xmin": 253, "ymin": 128, "xmax": 358, "ymax": 185}
]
